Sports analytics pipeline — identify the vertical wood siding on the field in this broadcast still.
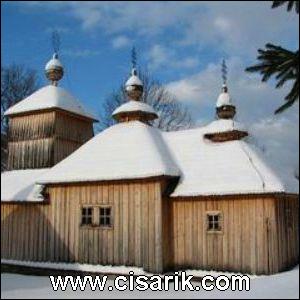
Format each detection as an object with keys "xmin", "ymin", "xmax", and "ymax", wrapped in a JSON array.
[
  {"xmin": 274, "ymin": 195, "xmax": 299, "ymax": 272},
  {"xmin": 1, "ymin": 190, "xmax": 298, "ymax": 274},
  {"xmin": 1, "ymin": 181, "xmax": 164, "ymax": 273},
  {"xmin": 7, "ymin": 111, "xmax": 94, "ymax": 170},
  {"xmin": 170, "ymin": 195, "xmax": 299, "ymax": 275}
]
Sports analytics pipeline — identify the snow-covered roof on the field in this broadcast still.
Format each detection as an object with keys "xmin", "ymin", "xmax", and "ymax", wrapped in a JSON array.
[
  {"xmin": 4, "ymin": 85, "xmax": 97, "ymax": 121},
  {"xmin": 38, "ymin": 121, "xmax": 180, "ymax": 185},
  {"xmin": 37, "ymin": 119, "xmax": 298, "ymax": 196},
  {"xmin": 45, "ymin": 54, "xmax": 63, "ymax": 71},
  {"xmin": 216, "ymin": 91, "xmax": 233, "ymax": 108},
  {"xmin": 126, "ymin": 76, "xmax": 143, "ymax": 87},
  {"xmin": 112, "ymin": 101, "xmax": 158, "ymax": 117},
  {"xmin": 125, "ymin": 68, "xmax": 143, "ymax": 87},
  {"xmin": 204, "ymin": 119, "xmax": 247, "ymax": 135},
  {"xmin": 1, "ymin": 169, "xmax": 49, "ymax": 202},
  {"xmin": 164, "ymin": 126, "xmax": 298, "ymax": 197}
]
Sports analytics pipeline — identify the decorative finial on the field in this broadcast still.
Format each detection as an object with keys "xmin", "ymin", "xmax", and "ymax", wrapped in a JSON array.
[
  {"xmin": 125, "ymin": 47, "xmax": 143, "ymax": 101},
  {"xmin": 216, "ymin": 59, "xmax": 236, "ymax": 119},
  {"xmin": 131, "ymin": 68, "xmax": 138, "ymax": 76},
  {"xmin": 45, "ymin": 31, "xmax": 64, "ymax": 85},
  {"xmin": 52, "ymin": 30, "xmax": 61, "ymax": 54},
  {"xmin": 131, "ymin": 46, "xmax": 137, "ymax": 69},
  {"xmin": 221, "ymin": 59, "xmax": 227, "ymax": 86}
]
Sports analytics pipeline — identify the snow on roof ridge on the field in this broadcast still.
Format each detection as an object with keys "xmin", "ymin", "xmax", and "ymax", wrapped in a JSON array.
[
  {"xmin": 163, "ymin": 127, "xmax": 297, "ymax": 197},
  {"xmin": 2, "ymin": 120, "xmax": 297, "ymax": 199},
  {"xmin": 45, "ymin": 56, "xmax": 63, "ymax": 71},
  {"xmin": 112, "ymin": 101, "xmax": 157, "ymax": 116},
  {"xmin": 216, "ymin": 91, "xmax": 233, "ymax": 107},
  {"xmin": 203, "ymin": 119, "xmax": 247, "ymax": 134},
  {"xmin": 38, "ymin": 121, "xmax": 180, "ymax": 185},
  {"xmin": 4, "ymin": 85, "xmax": 97, "ymax": 121},
  {"xmin": 239, "ymin": 141, "xmax": 298, "ymax": 194},
  {"xmin": 125, "ymin": 68, "xmax": 143, "ymax": 87}
]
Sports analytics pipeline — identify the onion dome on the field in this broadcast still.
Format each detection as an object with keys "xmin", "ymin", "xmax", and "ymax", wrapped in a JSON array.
[
  {"xmin": 113, "ymin": 68, "xmax": 158, "ymax": 124},
  {"xmin": 45, "ymin": 53, "xmax": 64, "ymax": 85},
  {"xmin": 125, "ymin": 68, "xmax": 143, "ymax": 101},
  {"xmin": 216, "ymin": 84, "xmax": 236, "ymax": 119},
  {"xmin": 206, "ymin": 83, "xmax": 247, "ymax": 142}
]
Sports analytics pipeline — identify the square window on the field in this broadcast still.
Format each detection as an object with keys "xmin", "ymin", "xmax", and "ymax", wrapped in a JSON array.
[
  {"xmin": 99, "ymin": 206, "xmax": 112, "ymax": 227},
  {"xmin": 206, "ymin": 212, "xmax": 222, "ymax": 232},
  {"xmin": 81, "ymin": 207, "xmax": 93, "ymax": 226}
]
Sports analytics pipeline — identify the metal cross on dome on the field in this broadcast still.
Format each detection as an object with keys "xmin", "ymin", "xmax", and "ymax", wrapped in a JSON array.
[
  {"xmin": 221, "ymin": 59, "xmax": 228, "ymax": 86},
  {"xmin": 131, "ymin": 46, "xmax": 137, "ymax": 70}
]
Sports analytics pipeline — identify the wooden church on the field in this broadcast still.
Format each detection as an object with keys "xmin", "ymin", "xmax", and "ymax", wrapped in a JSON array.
[{"xmin": 1, "ymin": 52, "xmax": 299, "ymax": 275}]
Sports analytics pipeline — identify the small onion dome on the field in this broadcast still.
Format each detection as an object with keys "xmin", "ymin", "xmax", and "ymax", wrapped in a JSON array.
[
  {"xmin": 125, "ymin": 68, "xmax": 143, "ymax": 101},
  {"xmin": 216, "ymin": 84, "xmax": 236, "ymax": 119},
  {"xmin": 45, "ymin": 53, "xmax": 64, "ymax": 85},
  {"xmin": 112, "ymin": 100, "xmax": 158, "ymax": 124}
]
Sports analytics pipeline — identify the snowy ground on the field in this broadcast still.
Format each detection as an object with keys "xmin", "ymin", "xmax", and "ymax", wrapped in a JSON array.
[{"xmin": 1, "ymin": 266, "xmax": 299, "ymax": 299}]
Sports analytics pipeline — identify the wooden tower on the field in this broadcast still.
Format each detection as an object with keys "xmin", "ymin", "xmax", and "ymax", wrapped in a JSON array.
[{"xmin": 5, "ymin": 53, "xmax": 97, "ymax": 170}]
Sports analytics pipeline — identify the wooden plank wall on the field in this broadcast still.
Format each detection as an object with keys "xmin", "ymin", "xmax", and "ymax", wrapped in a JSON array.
[
  {"xmin": 1, "ymin": 191, "xmax": 298, "ymax": 275},
  {"xmin": 1, "ymin": 181, "xmax": 164, "ymax": 273},
  {"xmin": 7, "ymin": 111, "xmax": 94, "ymax": 170},
  {"xmin": 8, "ymin": 112, "xmax": 56, "ymax": 142},
  {"xmin": 275, "ymin": 195, "xmax": 299, "ymax": 272},
  {"xmin": 170, "ymin": 195, "xmax": 299, "ymax": 275},
  {"xmin": 55, "ymin": 112, "xmax": 94, "ymax": 144},
  {"xmin": 8, "ymin": 112, "xmax": 55, "ymax": 169}
]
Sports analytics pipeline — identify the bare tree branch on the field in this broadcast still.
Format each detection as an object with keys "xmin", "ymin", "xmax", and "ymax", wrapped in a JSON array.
[
  {"xmin": 97, "ymin": 67, "xmax": 194, "ymax": 132},
  {"xmin": 1, "ymin": 64, "xmax": 39, "ymax": 171}
]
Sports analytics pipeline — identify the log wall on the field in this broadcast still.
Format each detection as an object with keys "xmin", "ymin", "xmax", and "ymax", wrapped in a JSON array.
[{"xmin": 7, "ymin": 110, "xmax": 94, "ymax": 170}]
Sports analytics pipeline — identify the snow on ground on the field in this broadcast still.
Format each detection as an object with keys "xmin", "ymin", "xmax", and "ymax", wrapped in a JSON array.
[
  {"xmin": 1, "ymin": 266, "xmax": 298, "ymax": 299},
  {"xmin": 0, "ymin": 259, "xmax": 257, "ymax": 278}
]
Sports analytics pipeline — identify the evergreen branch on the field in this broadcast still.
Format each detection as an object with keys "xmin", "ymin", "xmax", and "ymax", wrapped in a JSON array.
[{"xmin": 272, "ymin": 1, "xmax": 299, "ymax": 13}]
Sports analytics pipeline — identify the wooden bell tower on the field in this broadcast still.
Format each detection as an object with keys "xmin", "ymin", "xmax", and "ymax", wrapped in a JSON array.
[{"xmin": 5, "ymin": 53, "xmax": 97, "ymax": 170}]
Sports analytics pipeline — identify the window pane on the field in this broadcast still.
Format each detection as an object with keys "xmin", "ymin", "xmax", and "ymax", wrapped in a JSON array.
[
  {"xmin": 100, "ymin": 208, "xmax": 105, "ymax": 217},
  {"xmin": 100, "ymin": 217, "xmax": 105, "ymax": 225},
  {"xmin": 207, "ymin": 213, "xmax": 222, "ymax": 232},
  {"xmin": 99, "ymin": 207, "xmax": 112, "ymax": 227},
  {"xmin": 105, "ymin": 217, "xmax": 111, "ymax": 226},
  {"xmin": 82, "ymin": 207, "xmax": 93, "ymax": 225}
]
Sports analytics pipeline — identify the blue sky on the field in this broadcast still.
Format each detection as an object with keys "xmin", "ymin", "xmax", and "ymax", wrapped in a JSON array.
[
  {"xmin": 2, "ymin": 1, "xmax": 219, "ymax": 117},
  {"xmin": 2, "ymin": 1, "xmax": 298, "ymax": 119},
  {"xmin": 1, "ymin": 1, "xmax": 299, "ymax": 174}
]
